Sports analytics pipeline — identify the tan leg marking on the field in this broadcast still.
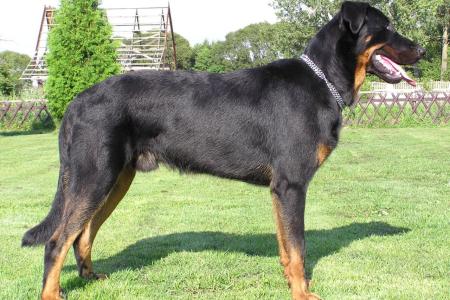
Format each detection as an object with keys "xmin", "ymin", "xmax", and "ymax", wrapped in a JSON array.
[
  {"xmin": 287, "ymin": 247, "xmax": 320, "ymax": 300},
  {"xmin": 75, "ymin": 166, "xmax": 136, "ymax": 279},
  {"xmin": 41, "ymin": 229, "xmax": 81, "ymax": 300},
  {"xmin": 272, "ymin": 194, "xmax": 290, "ymax": 279}
]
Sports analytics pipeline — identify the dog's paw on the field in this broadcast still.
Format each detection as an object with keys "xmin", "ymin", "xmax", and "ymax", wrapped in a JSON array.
[
  {"xmin": 41, "ymin": 287, "xmax": 65, "ymax": 300},
  {"xmin": 305, "ymin": 293, "xmax": 321, "ymax": 300},
  {"xmin": 292, "ymin": 292, "xmax": 321, "ymax": 300},
  {"xmin": 83, "ymin": 272, "xmax": 108, "ymax": 280},
  {"xmin": 93, "ymin": 273, "xmax": 108, "ymax": 280}
]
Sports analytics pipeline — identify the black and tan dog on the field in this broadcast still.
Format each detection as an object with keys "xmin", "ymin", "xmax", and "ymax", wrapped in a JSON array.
[{"xmin": 23, "ymin": 2, "xmax": 424, "ymax": 299}]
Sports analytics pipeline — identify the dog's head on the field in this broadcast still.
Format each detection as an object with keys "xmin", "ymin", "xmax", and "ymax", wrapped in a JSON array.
[{"xmin": 339, "ymin": 1, "xmax": 425, "ymax": 91}]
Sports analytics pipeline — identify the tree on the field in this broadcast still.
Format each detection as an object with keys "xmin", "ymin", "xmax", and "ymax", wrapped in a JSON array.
[
  {"xmin": 220, "ymin": 22, "xmax": 281, "ymax": 70},
  {"xmin": 0, "ymin": 51, "xmax": 30, "ymax": 96},
  {"xmin": 192, "ymin": 43, "xmax": 213, "ymax": 71},
  {"xmin": 0, "ymin": 63, "xmax": 14, "ymax": 96},
  {"xmin": 192, "ymin": 41, "xmax": 226, "ymax": 73},
  {"xmin": 272, "ymin": 21, "xmax": 311, "ymax": 58},
  {"xmin": 271, "ymin": 0, "xmax": 340, "ymax": 30},
  {"xmin": 192, "ymin": 23, "xmax": 289, "ymax": 73},
  {"xmin": 46, "ymin": 0, "xmax": 120, "ymax": 120},
  {"xmin": 167, "ymin": 32, "xmax": 194, "ymax": 70}
]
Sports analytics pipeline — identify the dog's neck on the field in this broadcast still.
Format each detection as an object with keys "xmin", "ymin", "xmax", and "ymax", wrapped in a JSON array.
[{"xmin": 304, "ymin": 15, "xmax": 359, "ymax": 107}]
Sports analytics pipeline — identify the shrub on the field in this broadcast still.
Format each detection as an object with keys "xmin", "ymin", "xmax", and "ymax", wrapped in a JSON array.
[
  {"xmin": 0, "ymin": 51, "xmax": 30, "ymax": 97},
  {"xmin": 45, "ymin": 0, "xmax": 120, "ymax": 120}
]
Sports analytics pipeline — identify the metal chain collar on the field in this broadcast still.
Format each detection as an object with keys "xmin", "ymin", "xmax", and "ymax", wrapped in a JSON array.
[{"xmin": 300, "ymin": 54, "xmax": 346, "ymax": 110}]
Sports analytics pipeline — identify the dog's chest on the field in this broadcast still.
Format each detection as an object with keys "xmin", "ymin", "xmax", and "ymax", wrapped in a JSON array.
[{"xmin": 316, "ymin": 115, "xmax": 341, "ymax": 166}]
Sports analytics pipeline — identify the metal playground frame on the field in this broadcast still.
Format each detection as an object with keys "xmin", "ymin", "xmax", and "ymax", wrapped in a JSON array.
[{"xmin": 21, "ymin": 4, "xmax": 177, "ymax": 85}]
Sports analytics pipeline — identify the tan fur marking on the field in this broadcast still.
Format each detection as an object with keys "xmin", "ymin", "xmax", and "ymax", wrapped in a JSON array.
[
  {"xmin": 287, "ymin": 247, "xmax": 320, "ymax": 300},
  {"xmin": 272, "ymin": 195, "xmax": 290, "ymax": 273},
  {"xmin": 75, "ymin": 221, "xmax": 94, "ymax": 277},
  {"xmin": 317, "ymin": 144, "xmax": 332, "ymax": 167},
  {"xmin": 354, "ymin": 43, "xmax": 386, "ymax": 95},
  {"xmin": 41, "ymin": 230, "xmax": 81, "ymax": 300},
  {"xmin": 75, "ymin": 166, "xmax": 136, "ymax": 278},
  {"xmin": 288, "ymin": 247, "xmax": 308, "ymax": 298}
]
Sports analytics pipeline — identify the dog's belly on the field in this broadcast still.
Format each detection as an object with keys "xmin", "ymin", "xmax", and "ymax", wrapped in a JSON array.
[
  {"xmin": 163, "ymin": 139, "xmax": 271, "ymax": 185},
  {"xmin": 134, "ymin": 128, "xmax": 272, "ymax": 186}
]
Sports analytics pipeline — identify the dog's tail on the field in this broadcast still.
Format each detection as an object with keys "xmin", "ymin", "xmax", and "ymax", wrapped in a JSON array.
[
  {"xmin": 22, "ymin": 119, "xmax": 70, "ymax": 247},
  {"xmin": 21, "ymin": 168, "xmax": 66, "ymax": 247}
]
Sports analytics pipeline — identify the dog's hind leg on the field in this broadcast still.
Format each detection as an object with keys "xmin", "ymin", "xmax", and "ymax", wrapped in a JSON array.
[
  {"xmin": 73, "ymin": 165, "xmax": 136, "ymax": 279},
  {"xmin": 41, "ymin": 221, "xmax": 82, "ymax": 300},
  {"xmin": 41, "ymin": 159, "xmax": 127, "ymax": 300}
]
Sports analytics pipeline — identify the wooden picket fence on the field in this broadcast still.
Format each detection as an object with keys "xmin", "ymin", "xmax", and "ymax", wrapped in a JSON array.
[
  {"xmin": 0, "ymin": 100, "xmax": 52, "ymax": 129},
  {"xmin": 344, "ymin": 91, "xmax": 450, "ymax": 126}
]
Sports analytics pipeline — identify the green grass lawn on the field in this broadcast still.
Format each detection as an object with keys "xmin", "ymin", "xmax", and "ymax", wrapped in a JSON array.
[{"xmin": 0, "ymin": 128, "xmax": 449, "ymax": 299}]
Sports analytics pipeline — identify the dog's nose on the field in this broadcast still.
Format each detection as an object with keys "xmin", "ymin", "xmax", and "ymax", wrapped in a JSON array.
[{"xmin": 417, "ymin": 46, "xmax": 426, "ymax": 58}]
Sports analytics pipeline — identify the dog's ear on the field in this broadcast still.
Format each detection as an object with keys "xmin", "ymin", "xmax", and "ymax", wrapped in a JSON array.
[{"xmin": 340, "ymin": 1, "xmax": 369, "ymax": 34}]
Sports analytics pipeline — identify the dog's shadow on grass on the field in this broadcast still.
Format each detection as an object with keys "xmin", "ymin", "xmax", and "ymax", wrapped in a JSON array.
[{"xmin": 64, "ymin": 221, "xmax": 408, "ymax": 291}]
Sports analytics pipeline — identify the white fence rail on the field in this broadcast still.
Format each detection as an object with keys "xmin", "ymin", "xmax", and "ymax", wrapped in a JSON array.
[{"xmin": 370, "ymin": 81, "xmax": 450, "ymax": 93}]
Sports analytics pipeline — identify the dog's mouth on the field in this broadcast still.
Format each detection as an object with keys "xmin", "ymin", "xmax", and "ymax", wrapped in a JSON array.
[{"xmin": 368, "ymin": 53, "xmax": 416, "ymax": 86}]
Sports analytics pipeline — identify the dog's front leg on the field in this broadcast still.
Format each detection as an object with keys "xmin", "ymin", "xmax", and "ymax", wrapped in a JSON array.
[{"xmin": 271, "ymin": 177, "xmax": 320, "ymax": 300}]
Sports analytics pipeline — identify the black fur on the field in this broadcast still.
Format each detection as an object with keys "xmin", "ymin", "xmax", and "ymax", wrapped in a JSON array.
[
  {"xmin": 21, "ymin": 176, "xmax": 64, "ymax": 246},
  {"xmin": 23, "ymin": 2, "xmax": 425, "ymax": 299}
]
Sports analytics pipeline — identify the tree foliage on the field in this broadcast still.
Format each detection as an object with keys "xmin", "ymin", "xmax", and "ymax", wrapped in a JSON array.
[
  {"xmin": 192, "ymin": 23, "xmax": 288, "ymax": 72},
  {"xmin": 272, "ymin": 0, "xmax": 340, "ymax": 29},
  {"xmin": 169, "ymin": 32, "xmax": 194, "ymax": 70},
  {"xmin": 0, "ymin": 51, "xmax": 30, "ymax": 96},
  {"xmin": 219, "ymin": 22, "xmax": 281, "ymax": 70},
  {"xmin": 192, "ymin": 42, "xmax": 226, "ymax": 72},
  {"xmin": 46, "ymin": 0, "xmax": 120, "ymax": 120}
]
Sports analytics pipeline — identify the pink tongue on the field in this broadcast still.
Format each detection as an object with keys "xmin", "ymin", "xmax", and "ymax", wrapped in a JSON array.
[{"xmin": 379, "ymin": 55, "xmax": 417, "ymax": 86}]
